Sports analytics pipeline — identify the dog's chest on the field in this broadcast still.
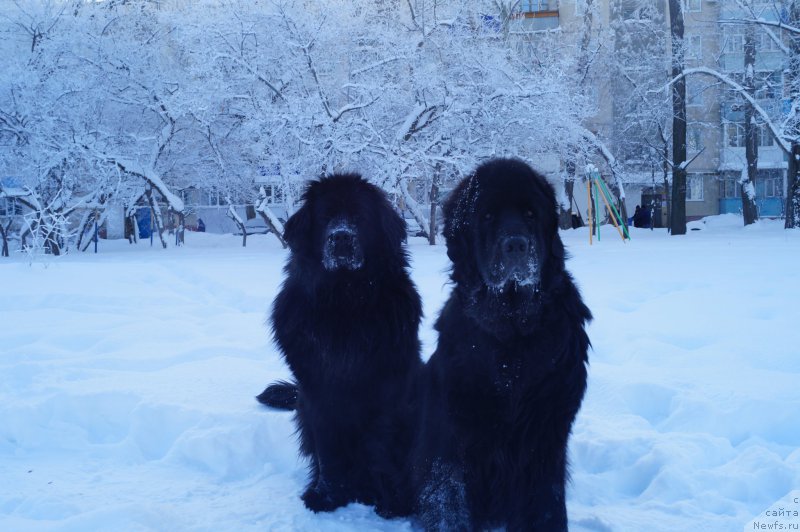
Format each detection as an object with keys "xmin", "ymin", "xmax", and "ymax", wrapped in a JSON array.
[{"xmin": 493, "ymin": 352, "xmax": 524, "ymax": 393}]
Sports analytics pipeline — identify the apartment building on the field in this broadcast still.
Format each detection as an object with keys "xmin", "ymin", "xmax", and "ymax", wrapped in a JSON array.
[{"xmin": 513, "ymin": 0, "xmax": 790, "ymax": 221}]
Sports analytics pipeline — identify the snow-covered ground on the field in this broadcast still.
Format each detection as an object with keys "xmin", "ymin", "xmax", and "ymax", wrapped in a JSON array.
[{"xmin": 1, "ymin": 216, "xmax": 798, "ymax": 531}]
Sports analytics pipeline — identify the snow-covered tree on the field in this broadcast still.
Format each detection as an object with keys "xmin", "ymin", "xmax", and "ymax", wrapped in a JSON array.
[
  {"xmin": 608, "ymin": 0, "xmax": 672, "ymax": 202},
  {"xmin": 0, "ymin": 1, "xmax": 119, "ymax": 254},
  {"xmin": 1, "ymin": 0, "xmax": 641, "ymax": 254}
]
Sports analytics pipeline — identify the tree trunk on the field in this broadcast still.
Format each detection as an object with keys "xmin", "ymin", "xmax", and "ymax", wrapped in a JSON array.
[
  {"xmin": 663, "ymin": 136, "xmax": 671, "ymax": 230},
  {"xmin": 79, "ymin": 212, "xmax": 101, "ymax": 253},
  {"xmin": 227, "ymin": 205, "xmax": 248, "ymax": 247},
  {"xmin": 78, "ymin": 210, "xmax": 107, "ymax": 252},
  {"xmin": 0, "ymin": 220, "xmax": 10, "ymax": 257},
  {"xmin": 399, "ymin": 178, "xmax": 431, "ymax": 243},
  {"xmin": 785, "ymin": 2, "xmax": 800, "ymax": 228},
  {"xmin": 428, "ymin": 170, "xmax": 442, "ymax": 246},
  {"xmin": 175, "ymin": 211, "xmax": 185, "ymax": 246},
  {"xmin": 787, "ymin": 142, "xmax": 800, "ymax": 228},
  {"xmin": 741, "ymin": 23, "xmax": 759, "ymax": 225},
  {"xmin": 125, "ymin": 211, "xmax": 138, "ymax": 244},
  {"xmin": 76, "ymin": 212, "xmax": 94, "ymax": 252},
  {"xmin": 145, "ymin": 186, "xmax": 168, "ymax": 249},
  {"xmin": 257, "ymin": 210, "xmax": 286, "ymax": 248},
  {"xmin": 668, "ymin": 0, "xmax": 687, "ymax": 235},
  {"xmin": 559, "ymin": 158, "xmax": 577, "ymax": 230},
  {"xmin": 43, "ymin": 227, "xmax": 62, "ymax": 255},
  {"xmin": 256, "ymin": 187, "xmax": 287, "ymax": 248}
]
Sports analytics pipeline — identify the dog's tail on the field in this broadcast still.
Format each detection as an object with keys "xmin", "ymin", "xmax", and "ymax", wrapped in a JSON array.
[{"xmin": 256, "ymin": 380, "xmax": 298, "ymax": 411}]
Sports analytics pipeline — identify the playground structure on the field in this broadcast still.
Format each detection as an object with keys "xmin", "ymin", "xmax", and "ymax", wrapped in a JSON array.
[{"xmin": 585, "ymin": 165, "xmax": 630, "ymax": 244}]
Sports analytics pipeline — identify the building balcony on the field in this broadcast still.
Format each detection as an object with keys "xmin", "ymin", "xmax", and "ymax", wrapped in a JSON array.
[
  {"xmin": 517, "ymin": 1, "xmax": 559, "ymax": 18},
  {"xmin": 513, "ymin": 1, "xmax": 559, "ymax": 30}
]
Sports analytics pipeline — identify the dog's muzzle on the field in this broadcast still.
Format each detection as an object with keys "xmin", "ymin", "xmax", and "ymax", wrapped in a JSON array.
[
  {"xmin": 486, "ymin": 235, "xmax": 539, "ymax": 289},
  {"xmin": 322, "ymin": 220, "xmax": 364, "ymax": 271}
]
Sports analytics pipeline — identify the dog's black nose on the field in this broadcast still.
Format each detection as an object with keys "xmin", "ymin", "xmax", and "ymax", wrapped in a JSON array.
[
  {"xmin": 329, "ymin": 230, "xmax": 355, "ymax": 257},
  {"xmin": 501, "ymin": 236, "xmax": 529, "ymax": 259}
]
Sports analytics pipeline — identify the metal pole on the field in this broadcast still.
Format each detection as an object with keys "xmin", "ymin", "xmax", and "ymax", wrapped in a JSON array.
[
  {"xmin": 587, "ymin": 179, "xmax": 593, "ymax": 245},
  {"xmin": 593, "ymin": 179, "xmax": 601, "ymax": 242}
]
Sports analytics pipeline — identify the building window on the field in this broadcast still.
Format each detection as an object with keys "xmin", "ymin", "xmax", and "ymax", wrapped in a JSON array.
[
  {"xmin": 755, "ymin": 71, "xmax": 782, "ymax": 99},
  {"xmin": 724, "ymin": 34, "xmax": 744, "ymax": 54},
  {"xmin": 686, "ymin": 175, "xmax": 704, "ymax": 201},
  {"xmin": 684, "ymin": 0, "xmax": 701, "ymax": 13},
  {"xmin": 262, "ymin": 184, "xmax": 284, "ymax": 205},
  {"xmin": 725, "ymin": 70, "xmax": 781, "ymax": 99},
  {"xmin": 758, "ymin": 125, "xmax": 774, "ymax": 147},
  {"xmin": 687, "ymin": 78, "xmax": 705, "ymax": 106},
  {"xmin": 204, "ymin": 191, "xmax": 224, "ymax": 206},
  {"xmin": 520, "ymin": 0, "xmax": 552, "ymax": 13},
  {"xmin": 725, "ymin": 122, "xmax": 774, "ymax": 148},
  {"xmin": 687, "ymin": 123, "xmax": 703, "ymax": 154},
  {"xmin": 758, "ymin": 33, "xmax": 781, "ymax": 52},
  {"xmin": 686, "ymin": 35, "xmax": 703, "ymax": 61},
  {"xmin": 180, "ymin": 188, "xmax": 198, "ymax": 206},
  {"xmin": 719, "ymin": 178, "xmax": 741, "ymax": 199},
  {"xmin": 726, "ymin": 122, "xmax": 745, "ymax": 148},
  {"xmin": 764, "ymin": 177, "xmax": 781, "ymax": 197}
]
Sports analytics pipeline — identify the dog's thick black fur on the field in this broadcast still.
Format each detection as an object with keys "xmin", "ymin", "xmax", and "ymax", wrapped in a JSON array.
[
  {"xmin": 414, "ymin": 159, "xmax": 591, "ymax": 531},
  {"xmin": 264, "ymin": 173, "xmax": 422, "ymax": 517}
]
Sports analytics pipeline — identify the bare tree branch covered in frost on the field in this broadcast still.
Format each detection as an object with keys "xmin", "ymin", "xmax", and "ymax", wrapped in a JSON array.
[{"xmin": 1, "ymin": 0, "xmax": 639, "ymax": 254}]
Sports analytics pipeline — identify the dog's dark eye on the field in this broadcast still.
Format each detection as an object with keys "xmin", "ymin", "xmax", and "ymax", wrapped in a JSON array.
[
  {"xmin": 524, "ymin": 210, "xmax": 535, "ymax": 218},
  {"xmin": 484, "ymin": 213, "xmax": 493, "ymax": 221}
]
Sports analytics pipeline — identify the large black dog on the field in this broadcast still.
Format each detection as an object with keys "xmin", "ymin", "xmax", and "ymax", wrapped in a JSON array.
[
  {"xmin": 415, "ymin": 159, "xmax": 592, "ymax": 531},
  {"xmin": 259, "ymin": 174, "xmax": 422, "ymax": 517}
]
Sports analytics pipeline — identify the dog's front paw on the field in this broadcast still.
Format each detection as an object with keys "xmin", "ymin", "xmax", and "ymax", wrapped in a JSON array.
[{"xmin": 301, "ymin": 485, "xmax": 348, "ymax": 513}]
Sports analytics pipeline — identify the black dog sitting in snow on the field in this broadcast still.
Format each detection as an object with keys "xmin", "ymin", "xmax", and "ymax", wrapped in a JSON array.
[
  {"xmin": 414, "ymin": 159, "xmax": 592, "ymax": 531},
  {"xmin": 257, "ymin": 174, "xmax": 422, "ymax": 517}
]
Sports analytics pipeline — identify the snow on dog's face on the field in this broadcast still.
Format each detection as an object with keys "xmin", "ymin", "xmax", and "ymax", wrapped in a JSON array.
[
  {"xmin": 282, "ymin": 173, "xmax": 407, "ymax": 274},
  {"xmin": 443, "ymin": 158, "xmax": 565, "ymax": 295},
  {"xmin": 322, "ymin": 217, "xmax": 364, "ymax": 271}
]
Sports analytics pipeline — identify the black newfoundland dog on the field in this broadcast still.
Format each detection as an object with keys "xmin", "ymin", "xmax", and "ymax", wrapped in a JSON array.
[
  {"xmin": 415, "ymin": 158, "xmax": 592, "ymax": 531},
  {"xmin": 258, "ymin": 174, "xmax": 422, "ymax": 517}
]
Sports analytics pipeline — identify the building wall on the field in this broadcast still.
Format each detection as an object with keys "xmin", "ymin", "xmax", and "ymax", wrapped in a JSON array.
[
  {"xmin": 685, "ymin": 172, "xmax": 720, "ymax": 220},
  {"xmin": 561, "ymin": 0, "xmax": 787, "ymax": 221},
  {"xmin": 685, "ymin": 0, "xmax": 722, "ymax": 179}
]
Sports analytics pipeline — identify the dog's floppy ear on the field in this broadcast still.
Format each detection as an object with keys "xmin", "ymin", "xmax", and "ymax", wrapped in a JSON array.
[
  {"xmin": 551, "ymin": 233, "xmax": 565, "ymax": 261},
  {"xmin": 283, "ymin": 182, "xmax": 317, "ymax": 251},
  {"xmin": 442, "ymin": 175, "xmax": 476, "ymax": 264},
  {"xmin": 283, "ymin": 203, "xmax": 312, "ymax": 250},
  {"xmin": 541, "ymin": 192, "xmax": 565, "ymax": 263},
  {"xmin": 381, "ymin": 204, "xmax": 408, "ymax": 250}
]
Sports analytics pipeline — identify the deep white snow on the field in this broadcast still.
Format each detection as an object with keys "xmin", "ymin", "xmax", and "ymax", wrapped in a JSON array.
[{"xmin": 1, "ymin": 216, "xmax": 799, "ymax": 531}]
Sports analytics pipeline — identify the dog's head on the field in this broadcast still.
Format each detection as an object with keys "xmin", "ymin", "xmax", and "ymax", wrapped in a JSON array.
[
  {"xmin": 443, "ymin": 158, "xmax": 564, "ymax": 295},
  {"xmin": 283, "ymin": 173, "xmax": 407, "ymax": 274}
]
